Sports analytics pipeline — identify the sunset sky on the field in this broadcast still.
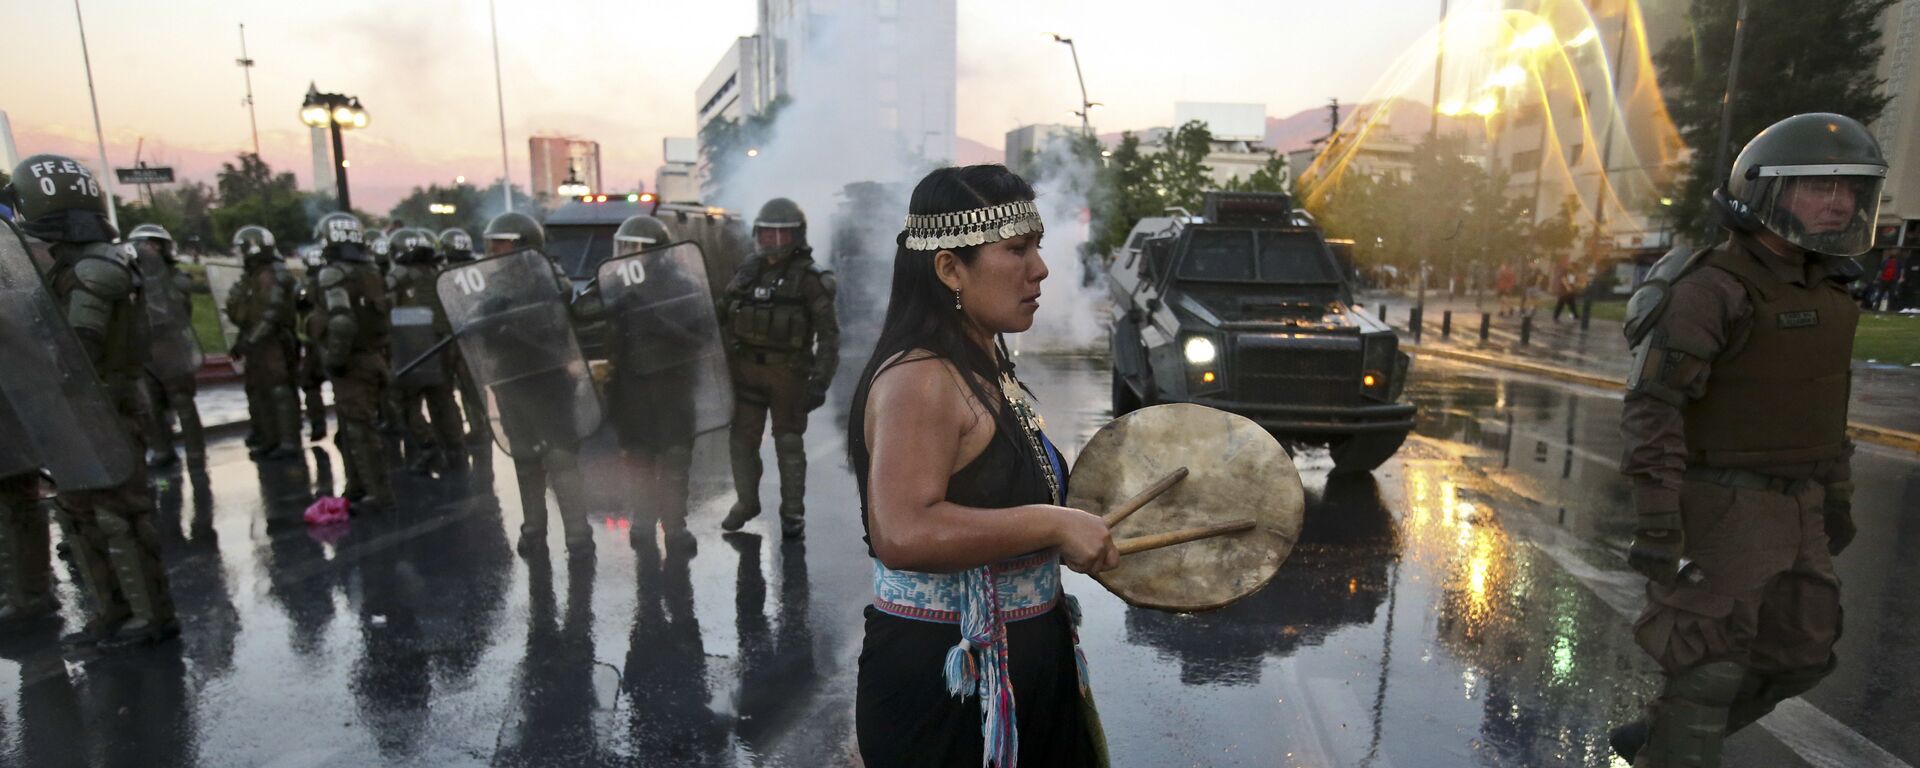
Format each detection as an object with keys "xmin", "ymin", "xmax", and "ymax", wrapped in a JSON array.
[{"xmin": 5, "ymin": 0, "xmax": 1435, "ymax": 211}]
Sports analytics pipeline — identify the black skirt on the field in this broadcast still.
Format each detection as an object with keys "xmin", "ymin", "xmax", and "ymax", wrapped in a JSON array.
[{"xmin": 856, "ymin": 603, "xmax": 1099, "ymax": 768}]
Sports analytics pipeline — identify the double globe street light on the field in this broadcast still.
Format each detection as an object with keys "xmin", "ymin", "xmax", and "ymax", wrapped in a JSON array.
[{"xmin": 301, "ymin": 83, "xmax": 369, "ymax": 212}]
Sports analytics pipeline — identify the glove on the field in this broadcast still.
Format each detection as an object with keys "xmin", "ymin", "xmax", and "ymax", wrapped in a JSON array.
[
  {"xmin": 1628, "ymin": 512, "xmax": 1685, "ymax": 584},
  {"xmin": 229, "ymin": 344, "xmax": 246, "ymax": 362},
  {"xmin": 803, "ymin": 382, "xmax": 828, "ymax": 412},
  {"xmin": 1824, "ymin": 482, "xmax": 1856, "ymax": 556}
]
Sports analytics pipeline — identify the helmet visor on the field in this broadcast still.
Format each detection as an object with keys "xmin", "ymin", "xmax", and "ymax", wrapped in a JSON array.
[
  {"xmin": 1748, "ymin": 166, "xmax": 1885, "ymax": 257},
  {"xmin": 614, "ymin": 233, "xmax": 657, "ymax": 258}
]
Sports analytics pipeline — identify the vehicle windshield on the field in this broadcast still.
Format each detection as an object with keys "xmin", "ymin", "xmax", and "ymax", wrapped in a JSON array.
[
  {"xmin": 545, "ymin": 226, "xmax": 608, "ymax": 280},
  {"xmin": 1176, "ymin": 228, "xmax": 1342, "ymax": 284}
]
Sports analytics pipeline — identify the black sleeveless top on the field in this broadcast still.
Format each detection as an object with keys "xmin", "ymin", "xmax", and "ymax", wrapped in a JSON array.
[{"xmin": 852, "ymin": 357, "xmax": 1062, "ymax": 557}]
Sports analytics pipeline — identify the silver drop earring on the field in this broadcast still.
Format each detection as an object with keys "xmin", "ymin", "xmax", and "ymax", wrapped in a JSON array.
[{"xmin": 954, "ymin": 288, "xmax": 962, "ymax": 311}]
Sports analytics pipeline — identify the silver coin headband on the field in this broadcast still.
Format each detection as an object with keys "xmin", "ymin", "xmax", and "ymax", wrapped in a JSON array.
[{"xmin": 901, "ymin": 200, "xmax": 1045, "ymax": 252}]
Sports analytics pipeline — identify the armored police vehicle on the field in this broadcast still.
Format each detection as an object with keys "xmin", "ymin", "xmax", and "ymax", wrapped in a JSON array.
[
  {"xmin": 548, "ymin": 194, "xmax": 750, "ymax": 361},
  {"xmin": 1106, "ymin": 191, "xmax": 1414, "ymax": 473}
]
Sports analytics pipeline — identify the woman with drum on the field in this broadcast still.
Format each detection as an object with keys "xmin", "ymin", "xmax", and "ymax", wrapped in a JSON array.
[{"xmin": 848, "ymin": 164, "xmax": 1116, "ymax": 767}]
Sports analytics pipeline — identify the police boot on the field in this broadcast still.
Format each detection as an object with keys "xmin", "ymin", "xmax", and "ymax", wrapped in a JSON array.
[
  {"xmin": 306, "ymin": 386, "xmax": 328, "ymax": 441},
  {"xmin": 548, "ymin": 451, "xmax": 595, "ymax": 558},
  {"xmin": 97, "ymin": 513, "xmax": 180, "ymax": 649},
  {"xmin": 352, "ymin": 427, "xmax": 395, "ymax": 514},
  {"xmin": 1609, "ymin": 720, "xmax": 1649, "ymax": 765},
  {"xmin": 0, "ymin": 509, "xmax": 57, "ymax": 623},
  {"xmin": 774, "ymin": 433, "xmax": 807, "ymax": 539},
  {"xmin": 146, "ymin": 448, "xmax": 181, "ymax": 469},
  {"xmin": 337, "ymin": 426, "xmax": 366, "ymax": 503},
  {"xmin": 267, "ymin": 386, "xmax": 304, "ymax": 461},
  {"xmin": 177, "ymin": 399, "xmax": 206, "ymax": 463},
  {"xmin": 51, "ymin": 505, "xmax": 130, "ymax": 639},
  {"xmin": 1637, "ymin": 660, "xmax": 1744, "ymax": 767},
  {"xmin": 722, "ymin": 433, "xmax": 765, "ymax": 532},
  {"xmin": 515, "ymin": 457, "xmax": 550, "ymax": 557}
]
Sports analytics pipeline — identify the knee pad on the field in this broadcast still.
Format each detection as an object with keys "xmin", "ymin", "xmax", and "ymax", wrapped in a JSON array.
[{"xmin": 1665, "ymin": 661, "xmax": 1746, "ymax": 706}]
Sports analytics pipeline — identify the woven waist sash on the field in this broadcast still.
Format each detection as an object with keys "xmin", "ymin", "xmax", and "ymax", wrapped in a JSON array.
[{"xmin": 870, "ymin": 551, "xmax": 1060, "ymax": 623}]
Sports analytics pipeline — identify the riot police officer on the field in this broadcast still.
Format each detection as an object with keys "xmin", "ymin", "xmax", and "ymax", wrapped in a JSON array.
[
  {"xmin": 313, "ymin": 212, "xmax": 395, "ymax": 513},
  {"xmin": 295, "ymin": 245, "xmax": 330, "ymax": 441},
  {"xmin": 1611, "ymin": 114, "xmax": 1886, "ymax": 767},
  {"xmin": 387, "ymin": 227, "xmax": 464, "ymax": 474},
  {"xmin": 479, "ymin": 212, "xmax": 596, "ymax": 556},
  {"xmin": 438, "ymin": 228, "xmax": 489, "ymax": 444},
  {"xmin": 127, "ymin": 223, "xmax": 207, "ymax": 468},
  {"xmin": 718, "ymin": 198, "xmax": 838, "ymax": 538},
  {"xmin": 4, "ymin": 155, "xmax": 177, "ymax": 647},
  {"xmin": 225, "ymin": 225, "xmax": 303, "ymax": 460}
]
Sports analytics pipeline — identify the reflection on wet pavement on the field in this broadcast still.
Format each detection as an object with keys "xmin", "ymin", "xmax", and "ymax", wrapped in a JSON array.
[{"xmin": 1, "ymin": 355, "xmax": 1913, "ymax": 766}]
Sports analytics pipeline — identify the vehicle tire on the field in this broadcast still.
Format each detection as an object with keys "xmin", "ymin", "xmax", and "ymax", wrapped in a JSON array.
[
  {"xmin": 1111, "ymin": 366, "xmax": 1142, "ymax": 416},
  {"xmin": 1329, "ymin": 430, "xmax": 1409, "ymax": 475}
]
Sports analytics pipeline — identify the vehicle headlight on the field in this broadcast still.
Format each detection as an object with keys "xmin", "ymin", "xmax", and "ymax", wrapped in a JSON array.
[{"xmin": 1183, "ymin": 336, "xmax": 1217, "ymax": 365}]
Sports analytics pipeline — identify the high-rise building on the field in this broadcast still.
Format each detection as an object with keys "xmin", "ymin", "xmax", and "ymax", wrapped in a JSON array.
[
  {"xmin": 693, "ymin": 0, "xmax": 957, "ymax": 201},
  {"xmin": 1872, "ymin": 0, "xmax": 1920, "ymax": 249},
  {"xmin": 310, "ymin": 125, "xmax": 335, "ymax": 199},
  {"xmin": 529, "ymin": 136, "xmax": 602, "ymax": 198},
  {"xmin": 655, "ymin": 137, "xmax": 700, "ymax": 204}
]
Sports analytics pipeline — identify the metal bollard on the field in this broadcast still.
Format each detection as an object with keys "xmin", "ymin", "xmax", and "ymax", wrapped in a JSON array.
[
  {"xmin": 1520, "ymin": 314, "xmax": 1534, "ymax": 346},
  {"xmin": 1409, "ymin": 306, "xmax": 1423, "ymax": 342},
  {"xmin": 1479, "ymin": 313, "xmax": 1491, "ymax": 342},
  {"xmin": 1442, "ymin": 310, "xmax": 1453, "ymax": 338},
  {"xmin": 1378, "ymin": 303, "xmax": 1388, "ymax": 323}
]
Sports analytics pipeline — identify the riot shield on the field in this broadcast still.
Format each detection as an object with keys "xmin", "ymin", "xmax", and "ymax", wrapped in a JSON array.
[
  {"xmin": 595, "ymin": 242, "xmax": 732, "ymax": 441},
  {"xmin": 437, "ymin": 249, "xmax": 602, "ymax": 458},
  {"xmin": 202, "ymin": 258, "xmax": 245, "ymax": 351},
  {"xmin": 0, "ymin": 229, "xmax": 137, "ymax": 490},
  {"xmin": 0, "ymin": 394, "xmax": 37, "ymax": 480},
  {"xmin": 132, "ymin": 247, "xmax": 204, "ymax": 382},
  {"xmin": 389, "ymin": 305, "xmax": 448, "ymax": 390}
]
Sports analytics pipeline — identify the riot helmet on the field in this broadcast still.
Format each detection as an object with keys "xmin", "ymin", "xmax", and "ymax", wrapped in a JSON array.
[
  {"xmin": 369, "ymin": 234, "xmax": 391, "ymax": 260},
  {"xmin": 298, "ymin": 244, "xmax": 326, "ymax": 270},
  {"xmin": 127, "ymin": 223, "xmax": 176, "ymax": 262},
  {"xmin": 232, "ymin": 225, "xmax": 278, "ymax": 262},
  {"xmin": 613, "ymin": 215, "xmax": 674, "ymax": 258},
  {"xmin": 313, "ymin": 212, "xmax": 371, "ymax": 263},
  {"xmin": 390, "ymin": 227, "xmax": 438, "ymax": 264},
  {"xmin": 437, "ymin": 228, "xmax": 475, "ymax": 263},
  {"xmin": 484, "ymin": 211, "xmax": 545, "ymax": 255},
  {"xmin": 1722, "ymin": 113, "xmax": 1888, "ymax": 257},
  {"xmin": 753, "ymin": 197, "xmax": 807, "ymax": 257},
  {"xmin": 5, "ymin": 154, "xmax": 117, "ymax": 243}
]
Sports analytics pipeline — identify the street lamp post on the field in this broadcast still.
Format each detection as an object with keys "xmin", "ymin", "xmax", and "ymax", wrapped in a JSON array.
[
  {"xmin": 300, "ymin": 83, "xmax": 368, "ymax": 212},
  {"xmin": 1049, "ymin": 34, "xmax": 1098, "ymax": 138}
]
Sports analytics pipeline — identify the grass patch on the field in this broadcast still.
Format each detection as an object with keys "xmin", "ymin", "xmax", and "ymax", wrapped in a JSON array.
[
  {"xmin": 1855, "ymin": 312, "xmax": 1920, "ymax": 366},
  {"xmin": 1586, "ymin": 299, "xmax": 1920, "ymax": 365},
  {"xmin": 190, "ymin": 291, "xmax": 229, "ymax": 354}
]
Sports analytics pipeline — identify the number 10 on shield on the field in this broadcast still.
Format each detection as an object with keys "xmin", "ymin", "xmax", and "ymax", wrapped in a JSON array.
[
  {"xmin": 453, "ymin": 267, "xmax": 487, "ymax": 295},
  {"xmin": 616, "ymin": 260, "xmax": 645, "ymax": 287}
]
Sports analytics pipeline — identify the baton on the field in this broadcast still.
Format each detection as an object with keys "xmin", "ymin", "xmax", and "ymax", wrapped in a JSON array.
[
  {"xmin": 1102, "ymin": 467, "xmax": 1190, "ymax": 528},
  {"xmin": 393, "ymin": 335, "xmax": 456, "ymax": 380}
]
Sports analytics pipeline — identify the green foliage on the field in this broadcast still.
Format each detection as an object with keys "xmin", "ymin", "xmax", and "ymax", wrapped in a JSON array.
[
  {"xmin": 115, "ymin": 181, "xmax": 218, "ymax": 254},
  {"xmin": 1222, "ymin": 154, "xmax": 1291, "ymax": 194},
  {"xmin": 208, "ymin": 153, "xmax": 313, "ymax": 254},
  {"xmin": 1302, "ymin": 136, "xmax": 1544, "ymax": 276},
  {"xmin": 1089, "ymin": 121, "xmax": 1220, "ymax": 256},
  {"xmin": 387, "ymin": 180, "xmax": 531, "ymax": 239},
  {"xmin": 1653, "ymin": 0, "xmax": 1894, "ymax": 235},
  {"xmin": 698, "ymin": 96, "xmax": 788, "ymax": 203}
]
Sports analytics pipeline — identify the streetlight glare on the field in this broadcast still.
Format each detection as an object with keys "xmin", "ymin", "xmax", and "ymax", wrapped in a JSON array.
[
  {"xmin": 746, "ymin": 148, "xmax": 760, "ymax": 157},
  {"xmin": 456, "ymin": 175, "xmax": 466, "ymax": 184},
  {"xmin": 1486, "ymin": 65, "xmax": 1528, "ymax": 89},
  {"xmin": 1509, "ymin": 24, "xmax": 1556, "ymax": 51},
  {"xmin": 1470, "ymin": 95, "xmax": 1500, "ymax": 116},
  {"xmin": 1566, "ymin": 27, "xmax": 1598, "ymax": 47},
  {"xmin": 332, "ymin": 106, "xmax": 354, "ymax": 124},
  {"xmin": 1437, "ymin": 99, "xmax": 1465, "ymax": 116},
  {"xmin": 340, "ymin": 160, "xmax": 351, "ymax": 168}
]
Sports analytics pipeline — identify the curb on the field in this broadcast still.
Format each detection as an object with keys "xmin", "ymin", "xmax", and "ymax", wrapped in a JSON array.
[{"xmin": 1406, "ymin": 343, "xmax": 1920, "ymax": 455}]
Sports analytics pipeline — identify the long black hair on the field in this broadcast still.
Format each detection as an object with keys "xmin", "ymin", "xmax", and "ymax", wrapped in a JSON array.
[{"xmin": 846, "ymin": 165, "xmax": 1038, "ymax": 493}]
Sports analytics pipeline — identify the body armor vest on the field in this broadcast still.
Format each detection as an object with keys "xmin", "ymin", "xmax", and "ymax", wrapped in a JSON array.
[
  {"xmin": 49, "ymin": 243, "xmax": 146, "ymax": 389},
  {"xmin": 726, "ymin": 253, "xmax": 814, "ymax": 354},
  {"xmin": 234, "ymin": 263, "xmax": 295, "ymax": 334},
  {"xmin": 389, "ymin": 263, "xmax": 451, "ymax": 334},
  {"xmin": 324, "ymin": 262, "xmax": 391, "ymax": 353},
  {"xmin": 1682, "ymin": 245, "xmax": 1857, "ymax": 468}
]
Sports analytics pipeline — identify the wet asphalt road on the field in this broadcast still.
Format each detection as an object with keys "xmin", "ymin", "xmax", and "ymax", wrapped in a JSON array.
[{"xmin": 1, "ymin": 354, "xmax": 1916, "ymax": 767}]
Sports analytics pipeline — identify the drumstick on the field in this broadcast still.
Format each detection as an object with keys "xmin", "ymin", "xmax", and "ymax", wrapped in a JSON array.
[
  {"xmin": 1103, "ymin": 467, "xmax": 1190, "ymax": 528},
  {"xmin": 1116, "ymin": 519, "xmax": 1256, "ymax": 556}
]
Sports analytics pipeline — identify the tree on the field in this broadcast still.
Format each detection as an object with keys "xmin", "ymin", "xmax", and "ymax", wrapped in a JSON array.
[
  {"xmin": 1222, "ymin": 154, "xmax": 1291, "ymax": 195},
  {"xmin": 209, "ymin": 153, "xmax": 312, "ymax": 252},
  {"xmin": 388, "ymin": 181, "xmax": 518, "ymax": 238},
  {"xmin": 116, "ymin": 181, "xmax": 218, "ymax": 255},
  {"xmin": 1654, "ymin": 0, "xmax": 1894, "ymax": 235}
]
